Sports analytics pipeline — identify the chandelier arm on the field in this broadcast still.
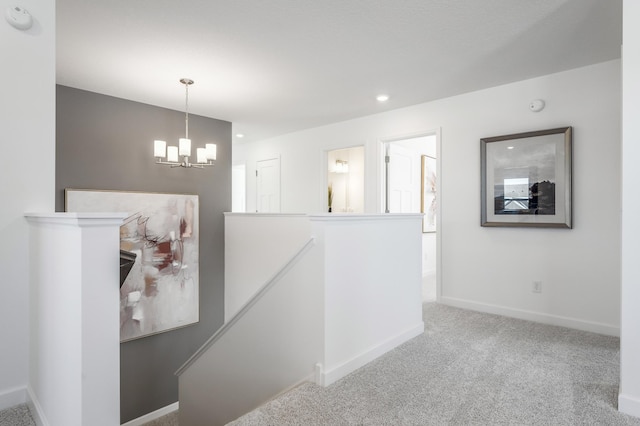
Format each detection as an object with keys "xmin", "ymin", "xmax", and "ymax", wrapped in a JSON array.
[
  {"xmin": 156, "ymin": 159, "xmax": 211, "ymax": 169},
  {"xmin": 156, "ymin": 159, "xmax": 181, "ymax": 166}
]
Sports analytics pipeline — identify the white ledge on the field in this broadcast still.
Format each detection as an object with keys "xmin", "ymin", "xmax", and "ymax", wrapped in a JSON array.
[
  {"xmin": 224, "ymin": 212, "xmax": 308, "ymax": 217},
  {"xmin": 308, "ymin": 213, "xmax": 423, "ymax": 221},
  {"xmin": 224, "ymin": 212, "xmax": 423, "ymax": 221},
  {"xmin": 25, "ymin": 212, "xmax": 127, "ymax": 227}
]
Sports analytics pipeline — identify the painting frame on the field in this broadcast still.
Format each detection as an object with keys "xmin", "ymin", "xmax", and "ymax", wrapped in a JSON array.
[
  {"xmin": 421, "ymin": 155, "xmax": 437, "ymax": 233},
  {"xmin": 65, "ymin": 188, "xmax": 200, "ymax": 342},
  {"xmin": 480, "ymin": 127, "xmax": 572, "ymax": 228}
]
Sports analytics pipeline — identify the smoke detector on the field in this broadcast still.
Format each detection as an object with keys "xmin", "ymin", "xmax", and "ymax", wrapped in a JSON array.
[{"xmin": 5, "ymin": 6, "xmax": 32, "ymax": 30}]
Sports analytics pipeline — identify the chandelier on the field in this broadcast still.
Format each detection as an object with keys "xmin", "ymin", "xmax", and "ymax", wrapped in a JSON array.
[{"xmin": 153, "ymin": 78, "xmax": 217, "ymax": 168}]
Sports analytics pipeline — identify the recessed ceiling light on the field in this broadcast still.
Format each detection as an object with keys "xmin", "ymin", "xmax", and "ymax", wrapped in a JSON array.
[
  {"xmin": 507, "ymin": 146, "xmax": 514, "ymax": 150},
  {"xmin": 235, "ymin": 133, "xmax": 244, "ymax": 138},
  {"xmin": 376, "ymin": 94, "xmax": 389, "ymax": 102}
]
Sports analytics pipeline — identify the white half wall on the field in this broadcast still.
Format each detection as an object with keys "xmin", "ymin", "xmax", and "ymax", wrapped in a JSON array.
[
  {"xmin": 0, "ymin": 0, "xmax": 55, "ymax": 404},
  {"xmin": 619, "ymin": 0, "xmax": 640, "ymax": 417},
  {"xmin": 185, "ymin": 213, "xmax": 423, "ymax": 423},
  {"xmin": 310, "ymin": 214, "xmax": 425, "ymax": 386},
  {"xmin": 234, "ymin": 60, "xmax": 622, "ymax": 335}
]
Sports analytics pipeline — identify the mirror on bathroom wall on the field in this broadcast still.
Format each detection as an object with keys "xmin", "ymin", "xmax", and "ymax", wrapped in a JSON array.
[{"xmin": 327, "ymin": 146, "xmax": 364, "ymax": 213}]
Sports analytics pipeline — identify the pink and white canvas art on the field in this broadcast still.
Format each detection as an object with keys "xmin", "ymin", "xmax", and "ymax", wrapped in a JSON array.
[
  {"xmin": 65, "ymin": 189, "xmax": 199, "ymax": 342},
  {"xmin": 421, "ymin": 155, "xmax": 436, "ymax": 233}
]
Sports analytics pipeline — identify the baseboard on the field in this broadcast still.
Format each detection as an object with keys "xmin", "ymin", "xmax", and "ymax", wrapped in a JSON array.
[
  {"xmin": 20, "ymin": 385, "xmax": 175, "ymax": 426},
  {"xmin": 440, "ymin": 296, "xmax": 619, "ymax": 337},
  {"xmin": 319, "ymin": 322, "xmax": 425, "ymax": 387},
  {"xmin": 26, "ymin": 385, "xmax": 48, "ymax": 426},
  {"xmin": 121, "ymin": 401, "xmax": 179, "ymax": 426},
  {"xmin": 619, "ymin": 393, "xmax": 640, "ymax": 418},
  {"xmin": 0, "ymin": 386, "xmax": 27, "ymax": 411}
]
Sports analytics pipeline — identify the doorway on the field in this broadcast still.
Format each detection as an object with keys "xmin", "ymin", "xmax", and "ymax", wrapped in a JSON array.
[
  {"xmin": 327, "ymin": 146, "xmax": 365, "ymax": 213},
  {"xmin": 384, "ymin": 134, "xmax": 437, "ymax": 302}
]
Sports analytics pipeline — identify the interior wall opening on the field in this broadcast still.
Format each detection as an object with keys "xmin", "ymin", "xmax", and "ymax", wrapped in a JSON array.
[
  {"xmin": 384, "ymin": 134, "xmax": 437, "ymax": 302},
  {"xmin": 327, "ymin": 146, "xmax": 365, "ymax": 213}
]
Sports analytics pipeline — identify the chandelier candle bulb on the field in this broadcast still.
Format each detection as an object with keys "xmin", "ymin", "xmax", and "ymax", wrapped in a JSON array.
[
  {"xmin": 154, "ymin": 140, "xmax": 167, "ymax": 158},
  {"xmin": 206, "ymin": 144, "xmax": 217, "ymax": 161},
  {"xmin": 167, "ymin": 146, "xmax": 179, "ymax": 163},
  {"xmin": 197, "ymin": 148, "xmax": 207, "ymax": 164},
  {"xmin": 179, "ymin": 138, "xmax": 191, "ymax": 157}
]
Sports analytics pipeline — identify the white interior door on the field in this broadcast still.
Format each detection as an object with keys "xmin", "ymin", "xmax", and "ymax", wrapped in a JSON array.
[
  {"xmin": 387, "ymin": 144, "xmax": 420, "ymax": 213},
  {"xmin": 256, "ymin": 158, "xmax": 280, "ymax": 213}
]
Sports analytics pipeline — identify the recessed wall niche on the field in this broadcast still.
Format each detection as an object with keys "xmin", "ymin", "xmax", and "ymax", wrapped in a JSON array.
[{"xmin": 327, "ymin": 146, "xmax": 364, "ymax": 213}]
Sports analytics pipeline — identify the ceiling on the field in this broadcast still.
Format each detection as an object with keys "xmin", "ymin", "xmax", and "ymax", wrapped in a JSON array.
[{"xmin": 56, "ymin": 0, "xmax": 621, "ymax": 144}]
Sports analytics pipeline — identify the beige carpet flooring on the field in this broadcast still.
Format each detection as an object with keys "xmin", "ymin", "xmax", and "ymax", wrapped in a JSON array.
[{"xmin": 3, "ymin": 303, "xmax": 640, "ymax": 425}]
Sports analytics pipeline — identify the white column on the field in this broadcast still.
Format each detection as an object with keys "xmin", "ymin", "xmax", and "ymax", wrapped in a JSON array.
[
  {"xmin": 620, "ymin": 0, "xmax": 640, "ymax": 418},
  {"xmin": 25, "ymin": 213, "xmax": 125, "ymax": 426}
]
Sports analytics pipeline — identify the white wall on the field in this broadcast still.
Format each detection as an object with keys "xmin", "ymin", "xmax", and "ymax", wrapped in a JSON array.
[
  {"xmin": 179, "ymin": 232, "xmax": 323, "ymax": 426},
  {"xmin": 619, "ymin": 0, "xmax": 640, "ymax": 417},
  {"xmin": 234, "ymin": 60, "xmax": 621, "ymax": 335},
  {"xmin": 224, "ymin": 213, "xmax": 311, "ymax": 321},
  {"xmin": 314, "ymin": 214, "xmax": 424, "ymax": 385},
  {"xmin": 0, "ymin": 0, "xmax": 55, "ymax": 408},
  {"xmin": 232, "ymin": 164, "xmax": 247, "ymax": 212}
]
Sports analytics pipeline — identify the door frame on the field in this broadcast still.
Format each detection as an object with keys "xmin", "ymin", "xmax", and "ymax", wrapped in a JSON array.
[{"xmin": 377, "ymin": 129, "xmax": 442, "ymax": 301}]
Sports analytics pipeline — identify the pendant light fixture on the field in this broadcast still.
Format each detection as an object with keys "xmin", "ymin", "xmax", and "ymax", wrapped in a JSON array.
[{"xmin": 153, "ymin": 78, "xmax": 217, "ymax": 168}]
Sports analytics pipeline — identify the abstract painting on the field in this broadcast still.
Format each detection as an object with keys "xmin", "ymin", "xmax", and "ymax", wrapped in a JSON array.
[
  {"xmin": 65, "ymin": 189, "xmax": 199, "ymax": 342},
  {"xmin": 480, "ymin": 127, "xmax": 572, "ymax": 228}
]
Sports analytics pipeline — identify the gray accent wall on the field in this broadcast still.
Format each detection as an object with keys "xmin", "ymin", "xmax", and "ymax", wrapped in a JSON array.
[{"xmin": 55, "ymin": 85, "xmax": 231, "ymax": 423}]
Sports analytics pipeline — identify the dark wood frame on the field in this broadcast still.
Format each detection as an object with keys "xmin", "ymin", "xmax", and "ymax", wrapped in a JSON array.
[{"xmin": 480, "ymin": 127, "xmax": 572, "ymax": 228}]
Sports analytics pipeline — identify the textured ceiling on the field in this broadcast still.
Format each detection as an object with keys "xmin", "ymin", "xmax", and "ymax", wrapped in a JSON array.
[{"xmin": 56, "ymin": 0, "xmax": 621, "ymax": 143}]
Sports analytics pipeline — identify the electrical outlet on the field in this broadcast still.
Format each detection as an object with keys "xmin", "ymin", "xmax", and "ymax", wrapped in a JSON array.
[{"xmin": 532, "ymin": 281, "xmax": 542, "ymax": 293}]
